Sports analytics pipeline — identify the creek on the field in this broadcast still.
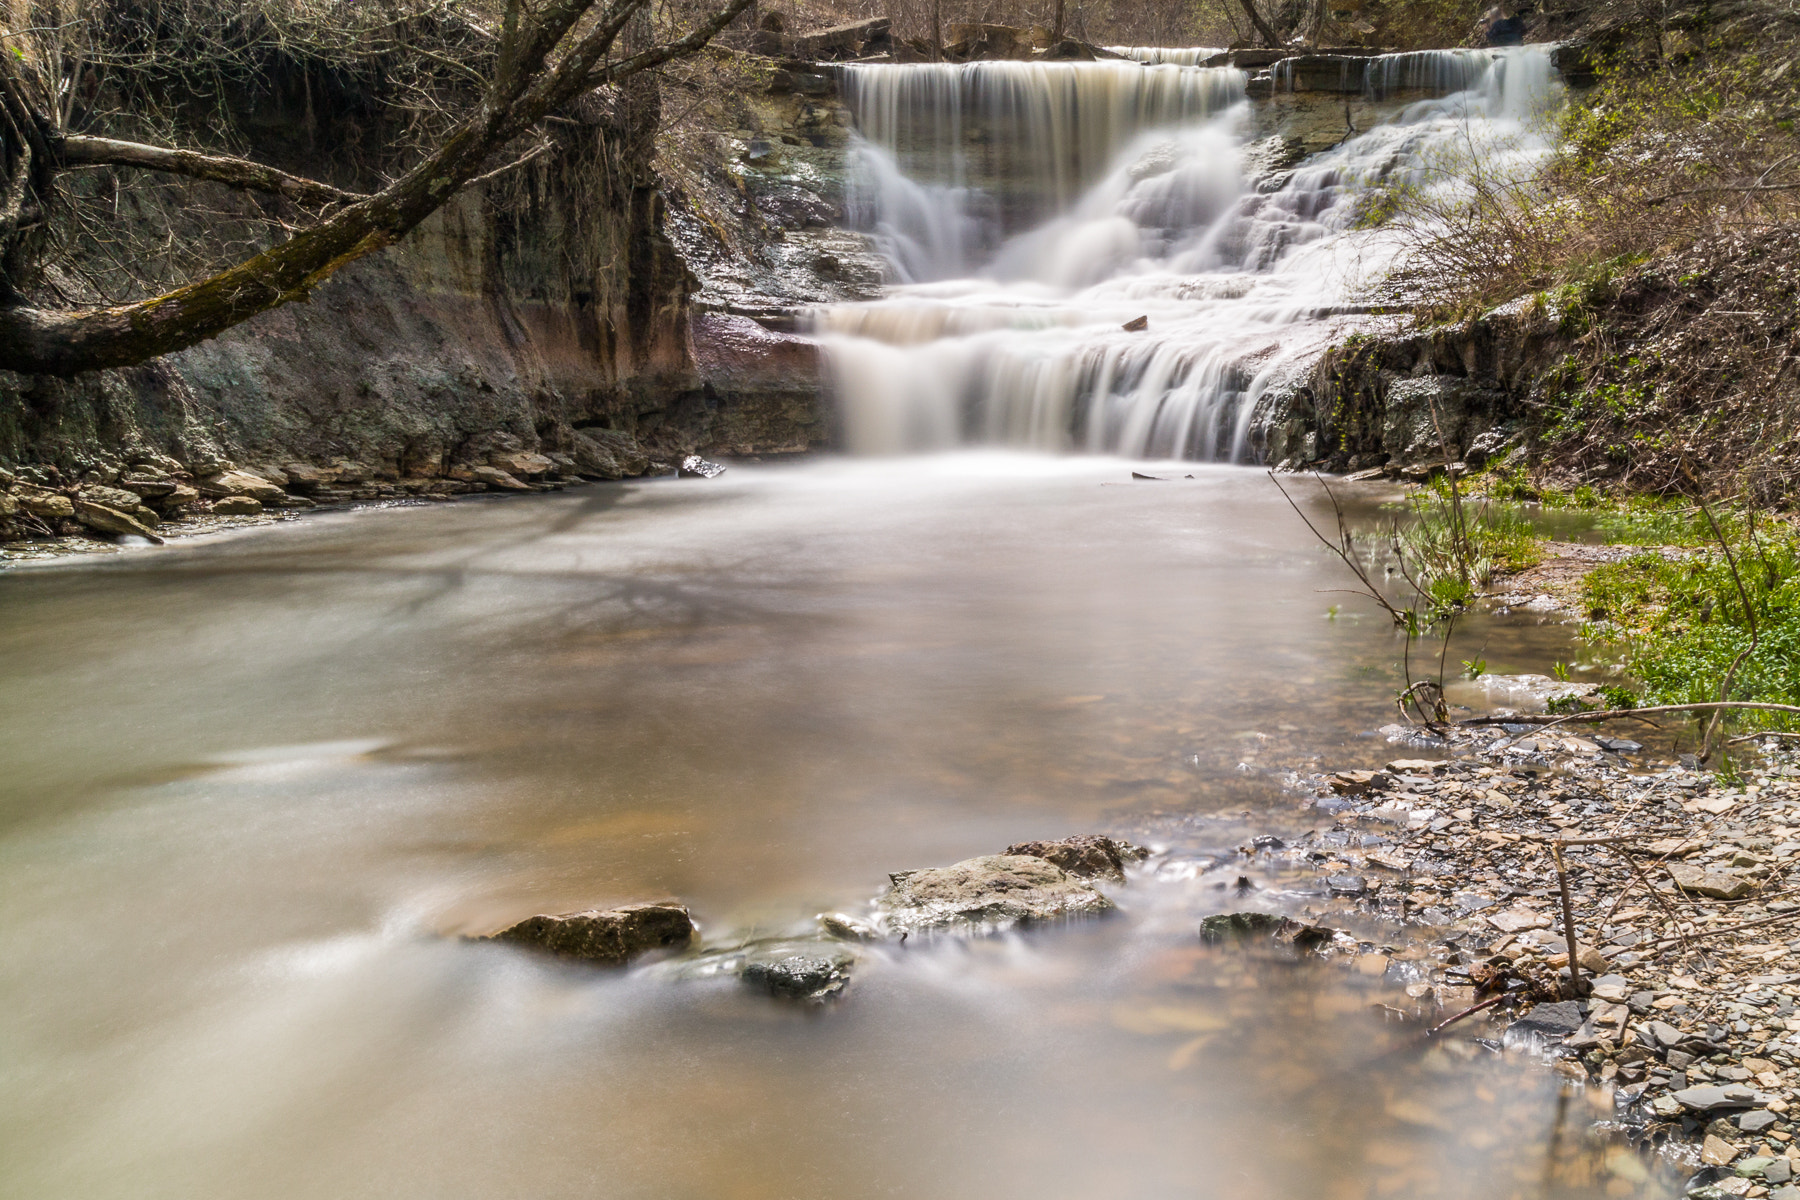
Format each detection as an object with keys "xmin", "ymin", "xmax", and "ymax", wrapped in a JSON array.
[
  {"xmin": 0, "ymin": 458, "xmax": 1663, "ymax": 1199},
  {"xmin": 0, "ymin": 45, "xmax": 1673, "ymax": 1200}
]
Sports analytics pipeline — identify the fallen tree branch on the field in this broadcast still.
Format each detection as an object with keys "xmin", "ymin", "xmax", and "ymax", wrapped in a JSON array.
[{"xmin": 56, "ymin": 134, "xmax": 367, "ymax": 206}]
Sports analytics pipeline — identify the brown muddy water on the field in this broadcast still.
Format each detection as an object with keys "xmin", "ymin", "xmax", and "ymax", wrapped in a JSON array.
[{"xmin": 0, "ymin": 455, "xmax": 1670, "ymax": 1200}]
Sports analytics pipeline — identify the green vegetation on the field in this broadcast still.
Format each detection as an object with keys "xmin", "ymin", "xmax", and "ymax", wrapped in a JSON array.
[
  {"xmin": 1392, "ymin": 476, "xmax": 1543, "ymax": 616},
  {"xmin": 1578, "ymin": 515, "xmax": 1800, "ymax": 725}
]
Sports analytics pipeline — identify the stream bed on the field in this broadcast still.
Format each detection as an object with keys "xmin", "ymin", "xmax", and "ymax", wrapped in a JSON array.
[{"xmin": 0, "ymin": 457, "xmax": 1674, "ymax": 1199}]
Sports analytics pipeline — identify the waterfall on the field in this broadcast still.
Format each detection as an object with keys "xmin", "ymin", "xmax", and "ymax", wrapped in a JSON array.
[
  {"xmin": 1105, "ymin": 46, "xmax": 1227, "ymax": 66},
  {"xmin": 818, "ymin": 47, "xmax": 1562, "ymax": 460},
  {"xmin": 842, "ymin": 61, "xmax": 1245, "ymax": 278}
]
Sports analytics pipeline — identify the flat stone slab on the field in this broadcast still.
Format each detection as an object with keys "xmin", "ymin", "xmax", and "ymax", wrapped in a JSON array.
[
  {"xmin": 1673, "ymin": 1084, "xmax": 1776, "ymax": 1113},
  {"xmin": 880, "ymin": 854, "xmax": 1114, "ymax": 933},
  {"xmin": 483, "ymin": 902, "xmax": 695, "ymax": 965}
]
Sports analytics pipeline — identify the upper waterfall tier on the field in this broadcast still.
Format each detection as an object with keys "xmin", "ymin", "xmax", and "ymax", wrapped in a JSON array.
[
  {"xmin": 818, "ymin": 48, "xmax": 1563, "ymax": 461},
  {"xmin": 842, "ymin": 61, "xmax": 1246, "ymax": 267}
]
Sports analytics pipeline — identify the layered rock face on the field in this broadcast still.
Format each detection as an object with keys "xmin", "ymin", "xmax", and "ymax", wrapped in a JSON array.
[{"xmin": 0, "ymin": 67, "xmax": 838, "ymax": 488}]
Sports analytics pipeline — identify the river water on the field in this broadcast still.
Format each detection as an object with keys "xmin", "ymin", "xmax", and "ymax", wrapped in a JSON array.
[{"xmin": 1, "ymin": 459, "xmax": 1667, "ymax": 1198}]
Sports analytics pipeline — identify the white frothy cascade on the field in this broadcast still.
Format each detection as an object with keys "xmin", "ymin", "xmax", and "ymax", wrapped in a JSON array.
[{"xmin": 816, "ymin": 48, "xmax": 1561, "ymax": 460}]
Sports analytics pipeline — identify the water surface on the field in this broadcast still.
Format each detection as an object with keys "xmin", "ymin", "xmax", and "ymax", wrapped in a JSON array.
[{"xmin": 0, "ymin": 457, "xmax": 1664, "ymax": 1199}]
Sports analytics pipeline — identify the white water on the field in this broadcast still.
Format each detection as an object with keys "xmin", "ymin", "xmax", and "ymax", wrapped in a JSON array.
[
  {"xmin": 819, "ymin": 48, "xmax": 1561, "ymax": 460},
  {"xmin": 1106, "ymin": 45, "xmax": 1227, "ymax": 66}
]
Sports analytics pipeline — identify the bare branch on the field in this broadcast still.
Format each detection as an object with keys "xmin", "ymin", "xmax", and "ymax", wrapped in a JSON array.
[{"xmin": 57, "ymin": 134, "xmax": 366, "ymax": 206}]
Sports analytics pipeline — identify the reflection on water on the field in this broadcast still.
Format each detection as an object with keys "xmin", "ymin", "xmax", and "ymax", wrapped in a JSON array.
[{"xmin": 0, "ymin": 457, "xmax": 1672, "ymax": 1198}]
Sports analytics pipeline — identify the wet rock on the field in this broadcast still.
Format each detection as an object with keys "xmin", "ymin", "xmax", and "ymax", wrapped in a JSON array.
[
  {"xmin": 879, "ymin": 854, "xmax": 1114, "ymax": 933},
  {"xmin": 678, "ymin": 455, "xmax": 728, "ymax": 479},
  {"xmin": 1507, "ymin": 1000, "xmax": 1584, "ymax": 1041},
  {"xmin": 1001, "ymin": 834, "xmax": 1148, "ymax": 881},
  {"xmin": 1200, "ymin": 912, "xmax": 1338, "ymax": 952},
  {"xmin": 1122, "ymin": 315, "xmax": 1148, "ymax": 332},
  {"xmin": 483, "ymin": 902, "xmax": 696, "ymax": 965},
  {"xmin": 816, "ymin": 912, "xmax": 880, "ymax": 941},
  {"xmin": 1200, "ymin": 912, "xmax": 1289, "ymax": 943},
  {"xmin": 742, "ymin": 947, "xmax": 854, "ymax": 1001},
  {"xmin": 211, "ymin": 496, "xmax": 264, "ymax": 516},
  {"xmin": 72, "ymin": 499, "xmax": 164, "ymax": 544}
]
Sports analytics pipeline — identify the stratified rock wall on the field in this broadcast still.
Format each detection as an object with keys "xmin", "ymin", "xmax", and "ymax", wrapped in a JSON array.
[{"xmin": 0, "ymin": 72, "xmax": 833, "ymax": 482}]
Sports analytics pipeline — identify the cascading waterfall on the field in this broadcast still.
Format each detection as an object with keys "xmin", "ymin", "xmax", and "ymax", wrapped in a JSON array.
[
  {"xmin": 817, "ymin": 47, "xmax": 1562, "ymax": 460},
  {"xmin": 842, "ymin": 61, "xmax": 1245, "ymax": 278}
]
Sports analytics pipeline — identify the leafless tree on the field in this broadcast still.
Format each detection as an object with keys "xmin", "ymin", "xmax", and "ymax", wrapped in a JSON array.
[{"xmin": 0, "ymin": 0, "xmax": 753, "ymax": 376}]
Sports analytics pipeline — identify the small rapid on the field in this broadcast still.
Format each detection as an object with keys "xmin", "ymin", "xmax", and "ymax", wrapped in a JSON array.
[{"xmin": 816, "ymin": 47, "xmax": 1561, "ymax": 459}]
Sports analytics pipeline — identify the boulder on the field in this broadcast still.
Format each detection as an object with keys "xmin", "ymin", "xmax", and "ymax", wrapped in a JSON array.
[
  {"xmin": 72, "ymin": 499, "xmax": 164, "ymax": 544},
  {"xmin": 13, "ymin": 486, "xmax": 73, "ymax": 519},
  {"xmin": 489, "ymin": 451, "xmax": 555, "ymax": 479},
  {"xmin": 117, "ymin": 474, "xmax": 177, "ymax": 498},
  {"xmin": 1001, "ymin": 834, "xmax": 1149, "ymax": 881},
  {"xmin": 279, "ymin": 463, "xmax": 334, "ymax": 493},
  {"xmin": 197, "ymin": 470, "xmax": 286, "ymax": 504},
  {"xmin": 484, "ymin": 902, "xmax": 696, "ymax": 965},
  {"xmin": 472, "ymin": 465, "xmax": 531, "ymax": 491},
  {"xmin": 570, "ymin": 428, "xmax": 651, "ymax": 480},
  {"xmin": 79, "ymin": 485, "xmax": 146, "ymax": 511},
  {"xmin": 211, "ymin": 496, "xmax": 264, "ymax": 516},
  {"xmin": 152, "ymin": 483, "xmax": 200, "ymax": 512},
  {"xmin": 879, "ymin": 854, "xmax": 1114, "ymax": 933}
]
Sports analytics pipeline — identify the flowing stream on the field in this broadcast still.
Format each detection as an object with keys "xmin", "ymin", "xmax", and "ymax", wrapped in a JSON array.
[
  {"xmin": 0, "ymin": 46, "xmax": 1671, "ymax": 1200},
  {"xmin": 818, "ymin": 48, "xmax": 1559, "ymax": 459},
  {"xmin": 1, "ymin": 460, "xmax": 1660, "ymax": 1199}
]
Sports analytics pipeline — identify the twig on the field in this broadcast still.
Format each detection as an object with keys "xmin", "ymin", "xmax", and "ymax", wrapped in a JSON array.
[
  {"xmin": 1552, "ymin": 841, "xmax": 1587, "ymax": 997},
  {"xmin": 1641, "ymin": 908, "xmax": 1800, "ymax": 951},
  {"xmin": 1460, "ymin": 700, "xmax": 1800, "ymax": 729},
  {"xmin": 1427, "ymin": 993, "xmax": 1506, "ymax": 1036},
  {"xmin": 1698, "ymin": 497, "xmax": 1759, "ymax": 764}
]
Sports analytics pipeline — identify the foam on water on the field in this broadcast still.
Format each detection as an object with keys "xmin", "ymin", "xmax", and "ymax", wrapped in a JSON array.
[{"xmin": 818, "ymin": 47, "xmax": 1561, "ymax": 459}]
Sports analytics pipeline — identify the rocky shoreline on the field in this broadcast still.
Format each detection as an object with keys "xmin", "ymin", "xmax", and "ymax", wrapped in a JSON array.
[
  {"xmin": 1263, "ymin": 717, "xmax": 1800, "ymax": 1198},
  {"xmin": 0, "ymin": 435, "xmax": 737, "ymax": 564}
]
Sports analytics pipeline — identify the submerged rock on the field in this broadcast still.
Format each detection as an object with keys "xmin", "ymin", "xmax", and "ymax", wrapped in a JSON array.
[
  {"xmin": 1001, "ymin": 834, "xmax": 1149, "ymax": 882},
  {"xmin": 1199, "ymin": 912, "xmax": 1337, "ymax": 952},
  {"xmin": 879, "ymin": 854, "xmax": 1114, "ymax": 933},
  {"xmin": 742, "ymin": 947, "xmax": 855, "ymax": 1001},
  {"xmin": 484, "ymin": 902, "xmax": 696, "ymax": 965}
]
